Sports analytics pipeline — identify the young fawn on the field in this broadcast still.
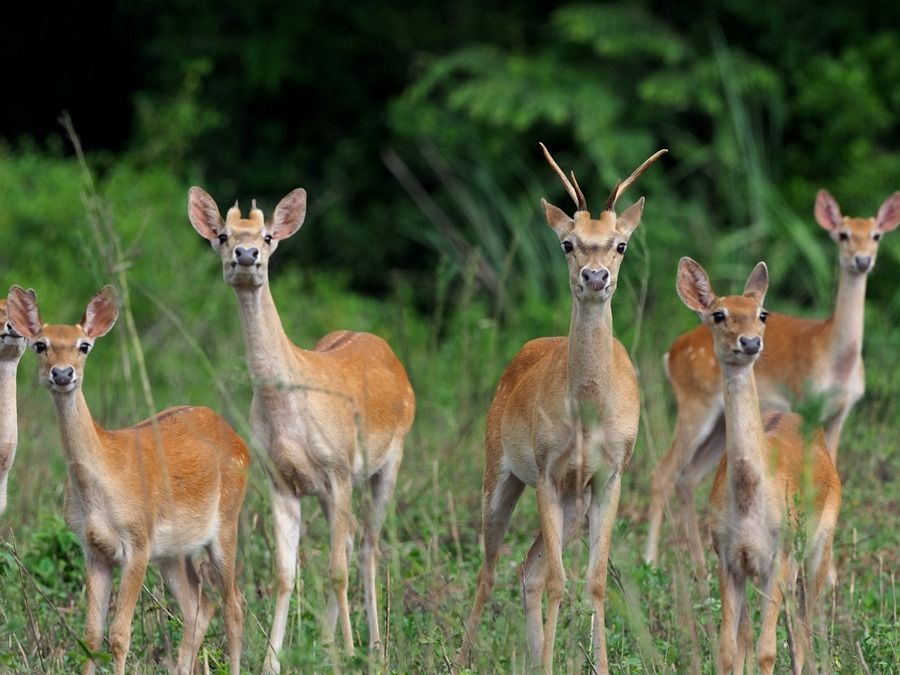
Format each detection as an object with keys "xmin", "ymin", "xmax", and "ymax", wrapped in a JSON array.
[
  {"xmin": 6, "ymin": 285, "xmax": 249, "ymax": 675},
  {"xmin": 645, "ymin": 190, "xmax": 899, "ymax": 567},
  {"xmin": 0, "ymin": 296, "xmax": 29, "ymax": 514},
  {"xmin": 675, "ymin": 258, "xmax": 841, "ymax": 674},
  {"xmin": 459, "ymin": 144, "xmax": 666, "ymax": 673},
  {"xmin": 188, "ymin": 187, "xmax": 416, "ymax": 671}
]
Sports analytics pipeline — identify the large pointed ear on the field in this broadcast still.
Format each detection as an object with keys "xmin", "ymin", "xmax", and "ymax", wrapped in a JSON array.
[
  {"xmin": 616, "ymin": 197, "xmax": 645, "ymax": 235},
  {"xmin": 814, "ymin": 189, "xmax": 842, "ymax": 232},
  {"xmin": 676, "ymin": 257, "xmax": 717, "ymax": 313},
  {"xmin": 6, "ymin": 285, "xmax": 43, "ymax": 339},
  {"xmin": 188, "ymin": 186, "xmax": 225, "ymax": 241},
  {"xmin": 81, "ymin": 286, "xmax": 118, "ymax": 339},
  {"xmin": 875, "ymin": 191, "xmax": 900, "ymax": 233},
  {"xmin": 269, "ymin": 188, "xmax": 307, "ymax": 240},
  {"xmin": 542, "ymin": 199, "xmax": 574, "ymax": 238},
  {"xmin": 743, "ymin": 261, "xmax": 769, "ymax": 303}
]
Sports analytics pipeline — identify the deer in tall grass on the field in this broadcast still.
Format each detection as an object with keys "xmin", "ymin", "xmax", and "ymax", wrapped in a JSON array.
[
  {"xmin": 188, "ymin": 187, "xmax": 416, "ymax": 672},
  {"xmin": 645, "ymin": 190, "xmax": 899, "ymax": 567},
  {"xmin": 459, "ymin": 144, "xmax": 666, "ymax": 673},
  {"xmin": 0, "ymin": 296, "xmax": 29, "ymax": 515},
  {"xmin": 674, "ymin": 258, "xmax": 841, "ymax": 674},
  {"xmin": 6, "ymin": 285, "xmax": 249, "ymax": 675}
]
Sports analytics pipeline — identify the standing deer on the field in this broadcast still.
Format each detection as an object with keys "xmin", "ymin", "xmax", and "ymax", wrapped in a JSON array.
[
  {"xmin": 459, "ymin": 144, "xmax": 666, "ymax": 673},
  {"xmin": 6, "ymin": 285, "xmax": 249, "ymax": 675},
  {"xmin": 187, "ymin": 187, "xmax": 416, "ymax": 672},
  {"xmin": 645, "ymin": 190, "xmax": 900, "ymax": 567},
  {"xmin": 0, "ymin": 296, "xmax": 29, "ymax": 514},
  {"xmin": 674, "ymin": 258, "xmax": 841, "ymax": 674}
]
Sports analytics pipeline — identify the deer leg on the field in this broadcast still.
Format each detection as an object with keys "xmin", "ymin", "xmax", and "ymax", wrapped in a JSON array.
[
  {"xmin": 757, "ymin": 552, "xmax": 789, "ymax": 675},
  {"xmin": 717, "ymin": 558, "xmax": 745, "ymax": 675},
  {"xmin": 322, "ymin": 476, "xmax": 355, "ymax": 653},
  {"xmin": 536, "ymin": 475, "xmax": 566, "ymax": 673},
  {"xmin": 734, "ymin": 595, "xmax": 752, "ymax": 675},
  {"xmin": 263, "ymin": 486, "xmax": 302, "ymax": 675},
  {"xmin": 459, "ymin": 468, "xmax": 525, "ymax": 665},
  {"xmin": 207, "ymin": 520, "xmax": 244, "ymax": 674},
  {"xmin": 160, "ymin": 556, "xmax": 214, "ymax": 675},
  {"xmin": 586, "ymin": 470, "xmax": 622, "ymax": 675},
  {"xmin": 108, "ymin": 548, "xmax": 150, "ymax": 675},
  {"xmin": 81, "ymin": 551, "xmax": 113, "ymax": 675},
  {"xmin": 360, "ymin": 453, "xmax": 401, "ymax": 656}
]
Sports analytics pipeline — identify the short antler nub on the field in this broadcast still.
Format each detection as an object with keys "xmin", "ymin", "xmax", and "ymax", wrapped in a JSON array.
[
  {"xmin": 540, "ymin": 142, "xmax": 587, "ymax": 213},
  {"xmin": 604, "ymin": 148, "xmax": 668, "ymax": 213}
]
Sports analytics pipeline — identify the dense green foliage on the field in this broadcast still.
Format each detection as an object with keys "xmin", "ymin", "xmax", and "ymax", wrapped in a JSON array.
[{"xmin": 1, "ymin": 1, "xmax": 897, "ymax": 672}]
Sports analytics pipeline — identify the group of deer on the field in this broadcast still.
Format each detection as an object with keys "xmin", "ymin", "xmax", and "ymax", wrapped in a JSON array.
[{"xmin": 0, "ymin": 144, "xmax": 894, "ymax": 674}]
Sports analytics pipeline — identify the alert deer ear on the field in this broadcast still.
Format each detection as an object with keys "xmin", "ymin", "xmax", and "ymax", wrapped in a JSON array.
[
  {"xmin": 676, "ymin": 257, "xmax": 717, "ymax": 313},
  {"xmin": 616, "ymin": 197, "xmax": 645, "ymax": 236},
  {"xmin": 81, "ymin": 286, "xmax": 118, "ymax": 339},
  {"xmin": 875, "ymin": 191, "xmax": 900, "ymax": 233},
  {"xmin": 743, "ymin": 261, "xmax": 769, "ymax": 303},
  {"xmin": 542, "ymin": 199, "xmax": 574, "ymax": 238},
  {"xmin": 188, "ymin": 186, "xmax": 225, "ymax": 241},
  {"xmin": 269, "ymin": 188, "xmax": 307, "ymax": 241},
  {"xmin": 6, "ymin": 285, "xmax": 43, "ymax": 339},
  {"xmin": 814, "ymin": 189, "xmax": 842, "ymax": 232}
]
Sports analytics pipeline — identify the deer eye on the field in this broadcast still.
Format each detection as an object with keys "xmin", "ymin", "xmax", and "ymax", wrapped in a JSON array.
[
  {"xmin": 218, "ymin": 233, "xmax": 228, "ymax": 244},
  {"xmin": 616, "ymin": 242, "xmax": 626, "ymax": 254},
  {"xmin": 33, "ymin": 341, "xmax": 47, "ymax": 354},
  {"xmin": 873, "ymin": 232, "xmax": 881, "ymax": 241},
  {"xmin": 838, "ymin": 232, "xmax": 849, "ymax": 241},
  {"xmin": 712, "ymin": 311, "xmax": 726, "ymax": 323},
  {"xmin": 79, "ymin": 343, "xmax": 91, "ymax": 354},
  {"xmin": 264, "ymin": 234, "xmax": 273, "ymax": 245},
  {"xmin": 561, "ymin": 241, "xmax": 574, "ymax": 254},
  {"xmin": 759, "ymin": 311, "xmax": 768, "ymax": 323}
]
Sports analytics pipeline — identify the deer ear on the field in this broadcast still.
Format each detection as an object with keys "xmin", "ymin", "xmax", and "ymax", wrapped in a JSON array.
[
  {"xmin": 6, "ymin": 285, "xmax": 43, "ymax": 339},
  {"xmin": 269, "ymin": 188, "xmax": 307, "ymax": 240},
  {"xmin": 875, "ymin": 191, "xmax": 900, "ymax": 233},
  {"xmin": 616, "ymin": 197, "xmax": 645, "ymax": 235},
  {"xmin": 814, "ymin": 190, "xmax": 842, "ymax": 232},
  {"xmin": 81, "ymin": 286, "xmax": 118, "ymax": 339},
  {"xmin": 542, "ymin": 199, "xmax": 574, "ymax": 238},
  {"xmin": 676, "ymin": 257, "xmax": 717, "ymax": 313},
  {"xmin": 743, "ymin": 261, "xmax": 769, "ymax": 302},
  {"xmin": 188, "ymin": 187, "xmax": 225, "ymax": 241}
]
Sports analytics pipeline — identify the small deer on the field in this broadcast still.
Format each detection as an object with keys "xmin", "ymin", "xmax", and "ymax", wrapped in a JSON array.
[
  {"xmin": 645, "ymin": 190, "xmax": 899, "ymax": 567},
  {"xmin": 459, "ymin": 144, "xmax": 666, "ymax": 673},
  {"xmin": 0, "ymin": 295, "xmax": 29, "ymax": 514},
  {"xmin": 188, "ymin": 187, "xmax": 416, "ymax": 671},
  {"xmin": 6, "ymin": 285, "xmax": 249, "ymax": 675},
  {"xmin": 675, "ymin": 258, "xmax": 840, "ymax": 674}
]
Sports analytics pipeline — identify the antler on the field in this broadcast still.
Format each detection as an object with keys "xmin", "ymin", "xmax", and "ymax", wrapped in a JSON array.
[
  {"xmin": 540, "ymin": 142, "xmax": 587, "ymax": 213},
  {"xmin": 604, "ymin": 148, "xmax": 668, "ymax": 212}
]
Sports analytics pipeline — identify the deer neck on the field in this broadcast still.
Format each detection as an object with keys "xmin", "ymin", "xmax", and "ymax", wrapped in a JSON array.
[
  {"xmin": 234, "ymin": 283, "xmax": 303, "ymax": 387},
  {"xmin": 52, "ymin": 390, "xmax": 107, "ymax": 482},
  {"xmin": 829, "ymin": 268, "xmax": 867, "ymax": 365},
  {"xmin": 567, "ymin": 300, "xmax": 614, "ymax": 404},
  {"xmin": 0, "ymin": 360, "xmax": 18, "ymax": 446},
  {"xmin": 721, "ymin": 363, "xmax": 767, "ymax": 495}
]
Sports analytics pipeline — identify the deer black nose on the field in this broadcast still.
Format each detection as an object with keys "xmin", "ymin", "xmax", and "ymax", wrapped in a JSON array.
[
  {"xmin": 51, "ymin": 366, "xmax": 75, "ymax": 385},
  {"xmin": 854, "ymin": 255, "xmax": 872, "ymax": 272},
  {"xmin": 234, "ymin": 246, "xmax": 260, "ymax": 267},
  {"xmin": 581, "ymin": 268, "xmax": 610, "ymax": 291},
  {"xmin": 739, "ymin": 336, "xmax": 761, "ymax": 354}
]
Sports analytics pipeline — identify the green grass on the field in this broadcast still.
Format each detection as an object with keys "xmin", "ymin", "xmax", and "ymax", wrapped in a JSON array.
[{"xmin": 0, "ymin": 144, "xmax": 897, "ymax": 673}]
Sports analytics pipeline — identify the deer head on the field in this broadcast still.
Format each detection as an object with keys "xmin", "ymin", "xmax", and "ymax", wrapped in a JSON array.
[
  {"xmin": 188, "ymin": 187, "xmax": 308, "ymax": 288},
  {"xmin": 815, "ymin": 190, "xmax": 900, "ymax": 274},
  {"xmin": 540, "ymin": 143, "xmax": 666, "ymax": 304},
  {"xmin": 6, "ymin": 285, "xmax": 118, "ymax": 394}
]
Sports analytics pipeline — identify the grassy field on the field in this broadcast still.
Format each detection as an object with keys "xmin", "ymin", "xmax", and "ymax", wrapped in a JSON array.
[{"xmin": 0, "ymin": 149, "xmax": 898, "ymax": 674}]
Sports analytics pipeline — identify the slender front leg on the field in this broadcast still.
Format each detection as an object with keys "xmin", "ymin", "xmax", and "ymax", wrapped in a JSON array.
[
  {"xmin": 263, "ymin": 485, "xmax": 302, "ymax": 675},
  {"xmin": 323, "ymin": 476, "xmax": 355, "ymax": 653},
  {"xmin": 160, "ymin": 556, "xmax": 213, "ymax": 675},
  {"xmin": 82, "ymin": 551, "xmax": 113, "ymax": 675},
  {"xmin": 717, "ymin": 558, "xmax": 745, "ymax": 675},
  {"xmin": 108, "ymin": 547, "xmax": 150, "ymax": 675},
  {"xmin": 535, "ymin": 475, "xmax": 566, "ymax": 673},
  {"xmin": 757, "ymin": 553, "xmax": 789, "ymax": 675},
  {"xmin": 586, "ymin": 470, "xmax": 622, "ymax": 675}
]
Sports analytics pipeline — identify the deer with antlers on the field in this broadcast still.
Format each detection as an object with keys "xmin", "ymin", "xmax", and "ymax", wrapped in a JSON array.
[
  {"xmin": 0, "ymin": 296, "xmax": 29, "ymax": 515},
  {"xmin": 6, "ymin": 285, "xmax": 249, "ymax": 675},
  {"xmin": 459, "ymin": 144, "xmax": 666, "ymax": 673},
  {"xmin": 188, "ymin": 187, "xmax": 416, "ymax": 672},
  {"xmin": 674, "ymin": 258, "xmax": 841, "ymax": 674},
  {"xmin": 645, "ymin": 190, "xmax": 900, "ymax": 568}
]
